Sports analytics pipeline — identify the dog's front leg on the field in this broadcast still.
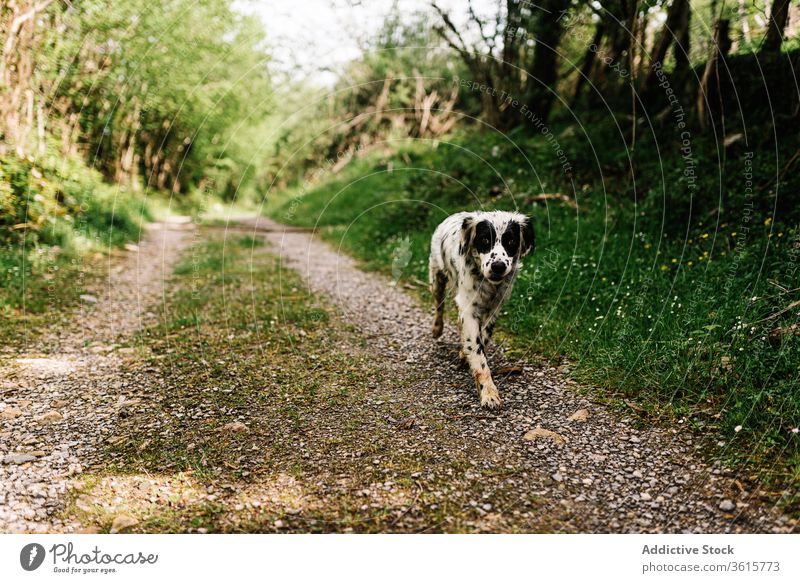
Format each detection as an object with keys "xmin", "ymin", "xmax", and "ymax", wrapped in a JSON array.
[
  {"xmin": 457, "ymin": 307, "xmax": 501, "ymax": 409},
  {"xmin": 480, "ymin": 314, "xmax": 497, "ymax": 348}
]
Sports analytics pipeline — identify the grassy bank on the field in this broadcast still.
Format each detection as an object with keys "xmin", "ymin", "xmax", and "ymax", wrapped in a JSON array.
[
  {"xmin": 265, "ymin": 122, "xmax": 799, "ymax": 491},
  {"xmin": 0, "ymin": 151, "xmax": 150, "ymax": 348}
]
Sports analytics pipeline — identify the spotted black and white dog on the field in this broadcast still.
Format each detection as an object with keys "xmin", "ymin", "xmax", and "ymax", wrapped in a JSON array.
[{"xmin": 429, "ymin": 211, "xmax": 534, "ymax": 408}]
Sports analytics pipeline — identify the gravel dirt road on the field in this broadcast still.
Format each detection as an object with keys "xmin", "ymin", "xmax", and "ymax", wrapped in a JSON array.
[
  {"xmin": 0, "ymin": 221, "xmax": 191, "ymax": 533},
  {"xmin": 1, "ymin": 216, "xmax": 795, "ymax": 533}
]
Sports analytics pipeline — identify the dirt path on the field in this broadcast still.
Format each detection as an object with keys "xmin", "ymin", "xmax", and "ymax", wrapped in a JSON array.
[
  {"xmin": 0, "ymin": 220, "xmax": 192, "ymax": 533},
  {"xmin": 241, "ymin": 216, "xmax": 795, "ymax": 533},
  {"xmin": 1, "ymin": 216, "xmax": 795, "ymax": 533}
]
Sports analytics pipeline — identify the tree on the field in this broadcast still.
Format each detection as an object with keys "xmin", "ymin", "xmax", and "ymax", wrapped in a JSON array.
[
  {"xmin": 0, "ymin": 0, "xmax": 58, "ymax": 156},
  {"xmin": 522, "ymin": 0, "xmax": 571, "ymax": 123},
  {"xmin": 433, "ymin": 0, "xmax": 570, "ymax": 127},
  {"xmin": 1, "ymin": 0, "xmax": 273, "ymax": 199},
  {"xmin": 696, "ymin": 18, "xmax": 732, "ymax": 130},
  {"xmin": 762, "ymin": 0, "xmax": 790, "ymax": 51},
  {"xmin": 571, "ymin": 18, "xmax": 606, "ymax": 106},
  {"xmin": 641, "ymin": 0, "xmax": 692, "ymax": 94},
  {"xmin": 431, "ymin": 0, "xmax": 515, "ymax": 127},
  {"xmin": 599, "ymin": 0, "xmax": 639, "ymax": 74}
]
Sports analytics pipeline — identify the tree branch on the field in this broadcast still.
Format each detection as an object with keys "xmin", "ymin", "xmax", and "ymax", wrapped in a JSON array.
[
  {"xmin": 431, "ymin": 1, "xmax": 472, "ymax": 55},
  {"xmin": 4, "ymin": 0, "xmax": 57, "ymax": 57}
]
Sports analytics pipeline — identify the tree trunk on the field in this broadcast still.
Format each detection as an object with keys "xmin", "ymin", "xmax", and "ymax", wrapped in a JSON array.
[
  {"xmin": 672, "ymin": 0, "xmax": 691, "ymax": 91},
  {"xmin": 501, "ymin": 0, "xmax": 523, "ymax": 72},
  {"xmin": 697, "ymin": 19, "xmax": 732, "ymax": 130},
  {"xmin": 495, "ymin": 0, "xmax": 527, "ymax": 127},
  {"xmin": 762, "ymin": 0, "xmax": 790, "ymax": 52},
  {"xmin": 641, "ymin": 0, "xmax": 690, "ymax": 94},
  {"xmin": 635, "ymin": 10, "xmax": 650, "ymax": 80},
  {"xmin": 623, "ymin": 0, "xmax": 639, "ymax": 75},
  {"xmin": 571, "ymin": 23, "xmax": 605, "ymax": 106},
  {"xmin": 0, "ymin": 0, "xmax": 56, "ymax": 155},
  {"xmin": 521, "ymin": 0, "xmax": 569, "ymax": 122},
  {"xmin": 598, "ymin": 0, "xmax": 638, "ymax": 66}
]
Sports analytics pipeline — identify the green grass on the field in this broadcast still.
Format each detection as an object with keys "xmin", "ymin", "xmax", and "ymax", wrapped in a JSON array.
[
  {"xmin": 64, "ymin": 233, "xmax": 391, "ymax": 532},
  {"xmin": 265, "ymin": 122, "xmax": 799, "ymax": 493}
]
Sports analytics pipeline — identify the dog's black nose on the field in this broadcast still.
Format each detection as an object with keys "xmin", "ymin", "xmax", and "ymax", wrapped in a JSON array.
[{"xmin": 490, "ymin": 261, "xmax": 506, "ymax": 276}]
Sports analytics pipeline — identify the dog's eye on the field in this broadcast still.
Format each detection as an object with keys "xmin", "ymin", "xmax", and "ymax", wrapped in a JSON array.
[{"xmin": 480, "ymin": 238, "xmax": 490, "ymax": 247}]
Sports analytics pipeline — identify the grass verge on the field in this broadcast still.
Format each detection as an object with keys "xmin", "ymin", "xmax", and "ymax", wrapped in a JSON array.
[{"xmin": 1, "ymin": 150, "xmax": 149, "ymax": 348}]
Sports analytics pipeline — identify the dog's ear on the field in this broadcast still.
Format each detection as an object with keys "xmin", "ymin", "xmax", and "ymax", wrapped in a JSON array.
[
  {"xmin": 520, "ymin": 217, "xmax": 535, "ymax": 257},
  {"xmin": 459, "ymin": 217, "xmax": 475, "ymax": 256}
]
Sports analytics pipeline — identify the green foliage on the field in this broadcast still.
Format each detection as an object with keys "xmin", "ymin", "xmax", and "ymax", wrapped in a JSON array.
[
  {"xmin": 0, "ymin": 148, "xmax": 147, "ymax": 249},
  {"xmin": 255, "ymin": 13, "xmax": 467, "ymax": 192},
  {"xmin": 2, "ymin": 0, "xmax": 273, "ymax": 344},
  {"xmin": 47, "ymin": 0, "xmax": 272, "ymax": 200}
]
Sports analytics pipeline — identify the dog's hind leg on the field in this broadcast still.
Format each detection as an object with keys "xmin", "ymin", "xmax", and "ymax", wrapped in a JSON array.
[{"xmin": 430, "ymin": 269, "xmax": 447, "ymax": 338}]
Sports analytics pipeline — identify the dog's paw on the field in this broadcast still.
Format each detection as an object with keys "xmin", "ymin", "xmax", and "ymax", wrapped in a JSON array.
[
  {"xmin": 479, "ymin": 383, "xmax": 502, "ymax": 409},
  {"xmin": 432, "ymin": 320, "xmax": 443, "ymax": 338}
]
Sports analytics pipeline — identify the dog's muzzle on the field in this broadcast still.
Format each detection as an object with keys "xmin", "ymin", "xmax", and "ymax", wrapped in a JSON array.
[{"xmin": 487, "ymin": 261, "xmax": 509, "ymax": 282}]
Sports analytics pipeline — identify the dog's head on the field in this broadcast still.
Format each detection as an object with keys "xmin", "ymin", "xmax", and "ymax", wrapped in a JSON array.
[{"xmin": 460, "ymin": 212, "xmax": 534, "ymax": 284}]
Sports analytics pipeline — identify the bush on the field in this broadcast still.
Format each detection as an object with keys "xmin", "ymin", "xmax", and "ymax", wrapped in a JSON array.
[{"xmin": 0, "ymin": 148, "xmax": 149, "ymax": 342}]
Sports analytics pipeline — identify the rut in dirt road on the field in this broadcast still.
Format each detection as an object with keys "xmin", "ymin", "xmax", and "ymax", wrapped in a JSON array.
[
  {"xmin": 241, "ymin": 216, "xmax": 795, "ymax": 533},
  {"xmin": 0, "ymin": 221, "xmax": 192, "ymax": 533}
]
